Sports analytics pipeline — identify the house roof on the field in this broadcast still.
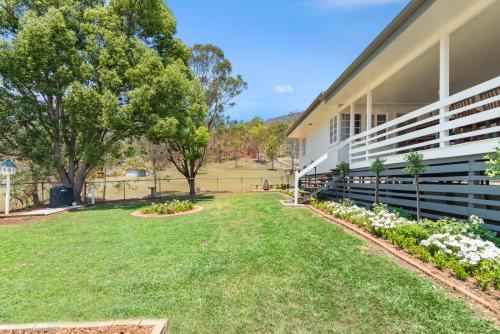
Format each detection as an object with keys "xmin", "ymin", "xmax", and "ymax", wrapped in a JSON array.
[{"xmin": 286, "ymin": 0, "xmax": 428, "ymax": 137}]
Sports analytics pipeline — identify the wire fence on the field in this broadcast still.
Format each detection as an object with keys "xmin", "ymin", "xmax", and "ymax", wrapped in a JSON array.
[{"xmin": 0, "ymin": 175, "xmax": 295, "ymax": 213}]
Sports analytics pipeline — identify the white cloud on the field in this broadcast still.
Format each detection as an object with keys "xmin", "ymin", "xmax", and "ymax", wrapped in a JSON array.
[
  {"xmin": 316, "ymin": 0, "xmax": 404, "ymax": 10},
  {"xmin": 273, "ymin": 85, "xmax": 294, "ymax": 95}
]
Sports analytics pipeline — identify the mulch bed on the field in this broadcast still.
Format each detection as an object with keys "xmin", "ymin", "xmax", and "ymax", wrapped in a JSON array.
[
  {"xmin": 0, "ymin": 325, "xmax": 153, "ymax": 334},
  {"xmin": 131, "ymin": 206, "xmax": 204, "ymax": 218}
]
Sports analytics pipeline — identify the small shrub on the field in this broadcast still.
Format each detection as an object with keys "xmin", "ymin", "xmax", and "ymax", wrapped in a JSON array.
[
  {"xmin": 433, "ymin": 252, "xmax": 450, "ymax": 270},
  {"xmin": 373, "ymin": 202, "xmax": 388, "ymax": 214},
  {"xmin": 395, "ymin": 224, "xmax": 430, "ymax": 243},
  {"xmin": 340, "ymin": 198, "xmax": 355, "ymax": 207},
  {"xmin": 141, "ymin": 199, "xmax": 195, "ymax": 215},
  {"xmin": 450, "ymin": 260, "xmax": 469, "ymax": 281},
  {"xmin": 414, "ymin": 245, "xmax": 432, "ymax": 262},
  {"xmin": 392, "ymin": 207, "xmax": 412, "ymax": 220},
  {"xmin": 474, "ymin": 261, "xmax": 496, "ymax": 291}
]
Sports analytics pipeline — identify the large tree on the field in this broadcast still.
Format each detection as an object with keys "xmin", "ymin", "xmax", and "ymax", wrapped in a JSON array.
[
  {"xmin": 0, "ymin": 0, "xmax": 189, "ymax": 201},
  {"xmin": 146, "ymin": 67, "xmax": 209, "ymax": 196},
  {"xmin": 189, "ymin": 43, "xmax": 247, "ymax": 131}
]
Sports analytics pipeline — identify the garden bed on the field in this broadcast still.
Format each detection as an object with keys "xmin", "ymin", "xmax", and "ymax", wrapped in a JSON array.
[
  {"xmin": 131, "ymin": 199, "xmax": 202, "ymax": 218},
  {"xmin": 131, "ymin": 206, "xmax": 203, "ymax": 218},
  {"xmin": 0, "ymin": 320, "xmax": 167, "ymax": 334}
]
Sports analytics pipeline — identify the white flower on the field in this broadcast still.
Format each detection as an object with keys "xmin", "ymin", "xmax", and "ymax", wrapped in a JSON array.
[{"xmin": 420, "ymin": 233, "xmax": 500, "ymax": 265}]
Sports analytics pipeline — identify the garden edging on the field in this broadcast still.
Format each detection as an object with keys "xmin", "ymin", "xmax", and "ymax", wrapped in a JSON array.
[
  {"xmin": 304, "ymin": 203, "xmax": 500, "ymax": 318},
  {"xmin": 0, "ymin": 319, "xmax": 168, "ymax": 334}
]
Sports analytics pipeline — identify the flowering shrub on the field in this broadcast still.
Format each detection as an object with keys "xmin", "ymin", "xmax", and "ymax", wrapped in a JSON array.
[
  {"xmin": 421, "ymin": 233, "xmax": 500, "ymax": 265},
  {"xmin": 309, "ymin": 198, "xmax": 500, "ymax": 290},
  {"xmin": 141, "ymin": 199, "xmax": 195, "ymax": 215}
]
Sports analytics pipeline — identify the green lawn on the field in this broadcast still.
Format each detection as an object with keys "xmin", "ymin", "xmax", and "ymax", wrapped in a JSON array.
[{"xmin": 0, "ymin": 193, "xmax": 496, "ymax": 333}]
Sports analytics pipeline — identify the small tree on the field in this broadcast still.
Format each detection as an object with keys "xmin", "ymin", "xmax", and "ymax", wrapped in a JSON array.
[
  {"xmin": 485, "ymin": 144, "xmax": 500, "ymax": 177},
  {"xmin": 288, "ymin": 139, "xmax": 299, "ymax": 172},
  {"xmin": 404, "ymin": 152, "xmax": 428, "ymax": 220},
  {"xmin": 265, "ymin": 135, "xmax": 279, "ymax": 170},
  {"xmin": 370, "ymin": 158, "xmax": 386, "ymax": 204},
  {"xmin": 337, "ymin": 161, "xmax": 349, "ymax": 199}
]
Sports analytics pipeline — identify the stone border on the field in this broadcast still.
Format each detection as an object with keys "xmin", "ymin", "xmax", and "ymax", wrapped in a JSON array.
[
  {"xmin": 131, "ymin": 206, "xmax": 203, "ymax": 218},
  {"xmin": 0, "ymin": 319, "xmax": 168, "ymax": 334}
]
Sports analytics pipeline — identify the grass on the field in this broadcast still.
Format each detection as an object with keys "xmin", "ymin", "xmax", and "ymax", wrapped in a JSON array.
[{"xmin": 0, "ymin": 193, "xmax": 496, "ymax": 333}]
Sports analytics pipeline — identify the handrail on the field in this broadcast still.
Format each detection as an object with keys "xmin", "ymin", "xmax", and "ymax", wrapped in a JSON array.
[{"xmin": 294, "ymin": 153, "xmax": 327, "ymax": 205}]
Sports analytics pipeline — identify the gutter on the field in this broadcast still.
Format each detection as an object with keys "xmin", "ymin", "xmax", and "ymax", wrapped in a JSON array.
[{"xmin": 286, "ymin": 0, "xmax": 430, "ymax": 137}]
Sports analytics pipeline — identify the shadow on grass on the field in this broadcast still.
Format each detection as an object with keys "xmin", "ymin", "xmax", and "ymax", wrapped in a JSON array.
[{"xmin": 84, "ymin": 194, "xmax": 216, "ymax": 212}]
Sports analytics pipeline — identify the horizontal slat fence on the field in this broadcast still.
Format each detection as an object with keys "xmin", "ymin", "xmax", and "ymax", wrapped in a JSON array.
[{"xmin": 314, "ymin": 154, "xmax": 500, "ymax": 230}]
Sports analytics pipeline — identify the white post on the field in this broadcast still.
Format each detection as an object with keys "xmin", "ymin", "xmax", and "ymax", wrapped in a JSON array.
[
  {"xmin": 91, "ymin": 183, "xmax": 96, "ymax": 205},
  {"xmin": 294, "ymin": 170, "xmax": 299, "ymax": 205},
  {"xmin": 366, "ymin": 90, "xmax": 373, "ymax": 160},
  {"xmin": 293, "ymin": 153, "xmax": 328, "ymax": 205},
  {"xmin": 5, "ymin": 174, "xmax": 10, "ymax": 215},
  {"xmin": 366, "ymin": 90, "xmax": 373, "ymax": 131},
  {"xmin": 350, "ymin": 103, "xmax": 355, "ymax": 138},
  {"xmin": 336, "ymin": 112, "xmax": 342, "ymax": 142},
  {"xmin": 439, "ymin": 33, "xmax": 450, "ymax": 147}
]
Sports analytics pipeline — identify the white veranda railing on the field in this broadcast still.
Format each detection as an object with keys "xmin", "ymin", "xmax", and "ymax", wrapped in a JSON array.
[{"xmin": 348, "ymin": 76, "xmax": 500, "ymax": 163}]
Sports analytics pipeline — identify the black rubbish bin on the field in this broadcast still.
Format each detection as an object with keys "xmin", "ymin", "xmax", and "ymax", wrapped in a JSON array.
[{"xmin": 49, "ymin": 186, "xmax": 74, "ymax": 208}]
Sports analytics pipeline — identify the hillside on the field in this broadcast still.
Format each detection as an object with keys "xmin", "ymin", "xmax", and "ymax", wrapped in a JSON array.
[{"xmin": 265, "ymin": 111, "xmax": 302, "ymax": 124}]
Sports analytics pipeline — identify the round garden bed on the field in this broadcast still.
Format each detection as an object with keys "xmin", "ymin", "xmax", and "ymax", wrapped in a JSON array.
[
  {"xmin": 131, "ymin": 199, "xmax": 203, "ymax": 218},
  {"xmin": 131, "ymin": 205, "xmax": 203, "ymax": 218}
]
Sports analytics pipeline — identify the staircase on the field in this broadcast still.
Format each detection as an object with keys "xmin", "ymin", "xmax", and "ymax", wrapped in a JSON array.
[{"xmin": 298, "ymin": 170, "xmax": 338, "ymax": 204}]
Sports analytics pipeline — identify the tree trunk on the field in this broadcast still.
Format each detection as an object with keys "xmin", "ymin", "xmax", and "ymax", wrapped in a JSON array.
[
  {"xmin": 271, "ymin": 159, "xmax": 274, "ymax": 170},
  {"xmin": 375, "ymin": 174, "xmax": 379, "ymax": 204},
  {"xmin": 343, "ymin": 176, "xmax": 346, "ymax": 199},
  {"xmin": 103, "ymin": 167, "xmax": 107, "ymax": 202},
  {"xmin": 31, "ymin": 182, "xmax": 41, "ymax": 207},
  {"xmin": 73, "ymin": 176, "xmax": 86, "ymax": 204},
  {"xmin": 415, "ymin": 174, "xmax": 421, "ymax": 220},
  {"xmin": 188, "ymin": 177, "xmax": 196, "ymax": 196}
]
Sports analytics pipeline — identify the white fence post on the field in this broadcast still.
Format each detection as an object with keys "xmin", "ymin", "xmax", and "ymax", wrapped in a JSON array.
[{"xmin": 5, "ymin": 174, "xmax": 10, "ymax": 215}]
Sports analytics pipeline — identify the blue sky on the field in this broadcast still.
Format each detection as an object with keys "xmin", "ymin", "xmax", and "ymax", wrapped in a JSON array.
[{"xmin": 168, "ymin": 0, "xmax": 410, "ymax": 121}]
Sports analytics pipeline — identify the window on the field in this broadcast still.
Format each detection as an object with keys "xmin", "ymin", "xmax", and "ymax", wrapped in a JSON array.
[
  {"xmin": 330, "ymin": 117, "xmax": 337, "ymax": 144},
  {"xmin": 302, "ymin": 138, "xmax": 306, "ymax": 156},
  {"xmin": 372, "ymin": 114, "xmax": 388, "ymax": 141},
  {"xmin": 333, "ymin": 116, "xmax": 338, "ymax": 143},
  {"xmin": 371, "ymin": 114, "xmax": 387, "ymax": 127},
  {"xmin": 341, "ymin": 114, "xmax": 350, "ymax": 141},
  {"xmin": 354, "ymin": 114, "xmax": 362, "ymax": 135}
]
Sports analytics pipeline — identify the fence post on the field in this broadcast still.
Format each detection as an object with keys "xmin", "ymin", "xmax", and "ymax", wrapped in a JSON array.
[{"xmin": 123, "ymin": 180, "xmax": 126, "ymax": 200}]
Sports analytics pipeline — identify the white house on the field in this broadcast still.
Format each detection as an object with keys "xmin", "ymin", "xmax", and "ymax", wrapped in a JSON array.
[{"xmin": 287, "ymin": 0, "xmax": 500, "ymax": 229}]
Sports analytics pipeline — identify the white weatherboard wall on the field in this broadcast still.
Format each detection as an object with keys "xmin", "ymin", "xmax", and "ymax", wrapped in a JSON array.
[{"xmin": 300, "ymin": 122, "xmax": 338, "ymax": 174}]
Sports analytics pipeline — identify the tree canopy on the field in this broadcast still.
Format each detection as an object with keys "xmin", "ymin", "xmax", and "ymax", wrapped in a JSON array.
[
  {"xmin": 0, "ymin": 0, "xmax": 195, "ymax": 200},
  {"xmin": 189, "ymin": 43, "xmax": 247, "ymax": 131}
]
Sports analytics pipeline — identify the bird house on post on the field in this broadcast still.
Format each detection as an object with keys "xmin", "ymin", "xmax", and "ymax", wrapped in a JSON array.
[{"xmin": 1, "ymin": 159, "xmax": 17, "ymax": 215}]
